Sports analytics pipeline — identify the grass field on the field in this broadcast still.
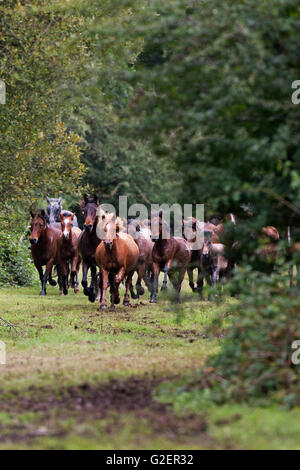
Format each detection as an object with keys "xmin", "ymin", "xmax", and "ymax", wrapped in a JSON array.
[{"xmin": 1, "ymin": 277, "xmax": 300, "ymax": 450}]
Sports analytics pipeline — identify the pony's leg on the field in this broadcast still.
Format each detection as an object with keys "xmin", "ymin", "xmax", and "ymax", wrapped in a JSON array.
[
  {"xmin": 95, "ymin": 272, "xmax": 101, "ymax": 301},
  {"xmin": 115, "ymin": 267, "xmax": 125, "ymax": 305},
  {"xmin": 129, "ymin": 270, "xmax": 138, "ymax": 300},
  {"xmin": 187, "ymin": 267, "xmax": 195, "ymax": 292},
  {"xmin": 48, "ymin": 267, "xmax": 57, "ymax": 286},
  {"xmin": 56, "ymin": 264, "xmax": 63, "ymax": 295},
  {"xmin": 88, "ymin": 265, "xmax": 97, "ymax": 303},
  {"xmin": 100, "ymin": 269, "xmax": 109, "ymax": 310},
  {"xmin": 109, "ymin": 273, "xmax": 117, "ymax": 311},
  {"xmin": 35, "ymin": 264, "xmax": 44, "ymax": 292},
  {"xmin": 173, "ymin": 267, "xmax": 187, "ymax": 303},
  {"xmin": 74, "ymin": 258, "xmax": 81, "ymax": 294},
  {"xmin": 61, "ymin": 261, "xmax": 68, "ymax": 296},
  {"xmin": 206, "ymin": 273, "xmax": 213, "ymax": 301},
  {"xmin": 81, "ymin": 262, "xmax": 89, "ymax": 296},
  {"xmin": 124, "ymin": 270, "xmax": 134, "ymax": 306},
  {"xmin": 197, "ymin": 268, "xmax": 204, "ymax": 300},
  {"xmin": 70, "ymin": 257, "xmax": 80, "ymax": 294},
  {"xmin": 136, "ymin": 264, "xmax": 145, "ymax": 298},
  {"xmin": 150, "ymin": 263, "xmax": 160, "ymax": 303},
  {"xmin": 161, "ymin": 265, "xmax": 169, "ymax": 291},
  {"xmin": 144, "ymin": 269, "xmax": 153, "ymax": 293},
  {"xmin": 40, "ymin": 258, "xmax": 55, "ymax": 296},
  {"xmin": 212, "ymin": 268, "xmax": 219, "ymax": 288}
]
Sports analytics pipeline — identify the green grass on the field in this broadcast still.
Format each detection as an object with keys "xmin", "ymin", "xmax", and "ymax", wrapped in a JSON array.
[{"xmin": 0, "ymin": 277, "xmax": 299, "ymax": 449}]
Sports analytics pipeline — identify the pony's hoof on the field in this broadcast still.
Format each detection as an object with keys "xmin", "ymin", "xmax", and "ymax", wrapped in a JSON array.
[
  {"xmin": 100, "ymin": 305, "xmax": 107, "ymax": 310},
  {"xmin": 63, "ymin": 289, "xmax": 68, "ymax": 296},
  {"xmin": 40, "ymin": 291, "xmax": 46, "ymax": 296},
  {"xmin": 89, "ymin": 292, "xmax": 96, "ymax": 303},
  {"xmin": 114, "ymin": 297, "xmax": 120, "ymax": 305},
  {"xmin": 49, "ymin": 279, "xmax": 57, "ymax": 286},
  {"xmin": 110, "ymin": 306, "xmax": 116, "ymax": 312},
  {"xmin": 74, "ymin": 288, "xmax": 79, "ymax": 294},
  {"xmin": 83, "ymin": 285, "xmax": 90, "ymax": 296},
  {"xmin": 123, "ymin": 301, "xmax": 130, "ymax": 307},
  {"xmin": 150, "ymin": 298, "xmax": 156, "ymax": 303},
  {"xmin": 137, "ymin": 287, "xmax": 145, "ymax": 296},
  {"xmin": 130, "ymin": 292, "xmax": 138, "ymax": 299},
  {"xmin": 161, "ymin": 286, "xmax": 167, "ymax": 292}
]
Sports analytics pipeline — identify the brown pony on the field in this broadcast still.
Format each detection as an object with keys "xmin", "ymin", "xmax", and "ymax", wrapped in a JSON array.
[
  {"xmin": 78, "ymin": 194, "xmax": 101, "ymax": 302},
  {"xmin": 256, "ymin": 226, "xmax": 280, "ymax": 262},
  {"xmin": 182, "ymin": 217, "xmax": 203, "ymax": 294},
  {"xmin": 150, "ymin": 211, "xmax": 191, "ymax": 303},
  {"xmin": 127, "ymin": 219, "xmax": 154, "ymax": 298},
  {"xmin": 29, "ymin": 209, "xmax": 61, "ymax": 296},
  {"xmin": 95, "ymin": 213, "xmax": 139, "ymax": 310},
  {"xmin": 57, "ymin": 213, "xmax": 82, "ymax": 295}
]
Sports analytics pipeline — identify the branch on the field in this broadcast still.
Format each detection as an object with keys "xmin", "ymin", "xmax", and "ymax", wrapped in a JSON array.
[{"xmin": 0, "ymin": 317, "xmax": 25, "ymax": 336}]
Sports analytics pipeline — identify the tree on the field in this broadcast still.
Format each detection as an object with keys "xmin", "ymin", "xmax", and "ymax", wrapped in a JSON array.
[
  {"xmin": 115, "ymin": 0, "xmax": 300, "ymax": 233},
  {"xmin": 0, "ymin": 0, "xmax": 86, "ymax": 227}
]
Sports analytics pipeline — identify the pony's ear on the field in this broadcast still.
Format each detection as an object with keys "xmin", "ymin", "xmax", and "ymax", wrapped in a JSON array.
[
  {"xmin": 30, "ymin": 210, "xmax": 35, "ymax": 219},
  {"xmin": 58, "ymin": 196, "xmax": 62, "ymax": 204},
  {"xmin": 39, "ymin": 209, "xmax": 46, "ymax": 219},
  {"xmin": 70, "ymin": 213, "xmax": 75, "ymax": 220},
  {"xmin": 46, "ymin": 196, "xmax": 50, "ymax": 204},
  {"xmin": 60, "ymin": 213, "xmax": 64, "ymax": 221},
  {"xmin": 93, "ymin": 194, "xmax": 100, "ymax": 206}
]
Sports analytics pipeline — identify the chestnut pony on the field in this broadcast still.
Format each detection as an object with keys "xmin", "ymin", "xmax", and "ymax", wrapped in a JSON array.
[
  {"xmin": 78, "ymin": 194, "xmax": 101, "ymax": 302},
  {"xmin": 29, "ymin": 209, "xmax": 61, "ymax": 295},
  {"xmin": 57, "ymin": 213, "xmax": 82, "ymax": 295},
  {"xmin": 95, "ymin": 213, "xmax": 139, "ymax": 310},
  {"xmin": 150, "ymin": 211, "xmax": 191, "ymax": 303}
]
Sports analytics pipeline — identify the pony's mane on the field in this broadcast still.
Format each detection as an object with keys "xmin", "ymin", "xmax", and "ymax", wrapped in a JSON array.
[{"xmin": 96, "ymin": 207, "xmax": 125, "ymax": 233}]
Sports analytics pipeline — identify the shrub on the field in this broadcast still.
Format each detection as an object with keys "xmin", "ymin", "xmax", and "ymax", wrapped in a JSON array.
[
  {"xmin": 200, "ymin": 271, "xmax": 300, "ymax": 408},
  {"xmin": 0, "ymin": 229, "xmax": 35, "ymax": 287}
]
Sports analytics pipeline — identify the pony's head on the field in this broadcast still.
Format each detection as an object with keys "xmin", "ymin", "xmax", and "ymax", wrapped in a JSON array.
[
  {"xmin": 96, "ymin": 211, "xmax": 124, "ymax": 250},
  {"xmin": 29, "ymin": 209, "xmax": 48, "ymax": 245},
  {"xmin": 79, "ymin": 194, "xmax": 100, "ymax": 232},
  {"xmin": 150, "ymin": 210, "xmax": 170, "ymax": 242},
  {"xmin": 46, "ymin": 196, "xmax": 62, "ymax": 224},
  {"xmin": 60, "ymin": 212, "xmax": 75, "ymax": 240}
]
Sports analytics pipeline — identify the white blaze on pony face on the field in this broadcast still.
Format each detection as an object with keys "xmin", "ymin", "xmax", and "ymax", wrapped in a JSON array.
[{"xmin": 63, "ymin": 218, "xmax": 70, "ymax": 239}]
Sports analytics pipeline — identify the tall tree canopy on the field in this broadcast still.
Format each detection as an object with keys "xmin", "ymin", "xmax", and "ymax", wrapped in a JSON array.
[{"xmin": 110, "ymin": 0, "xmax": 300, "ymax": 230}]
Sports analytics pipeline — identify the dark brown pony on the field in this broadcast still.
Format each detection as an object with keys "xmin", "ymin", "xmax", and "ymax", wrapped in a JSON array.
[
  {"xmin": 57, "ymin": 213, "xmax": 82, "ymax": 295},
  {"xmin": 182, "ymin": 217, "xmax": 203, "ymax": 294},
  {"xmin": 29, "ymin": 210, "xmax": 61, "ymax": 296},
  {"xmin": 127, "ymin": 219, "xmax": 154, "ymax": 298},
  {"xmin": 150, "ymin": 211, "xmax": 191, "ymax": 303},
  {"xmin": 95, "ymin": 213, "xmax": 139, "ymax": 310},
  {"xmin": 78, "ymin": 194, "xmax": 101, "ymax": 302}
]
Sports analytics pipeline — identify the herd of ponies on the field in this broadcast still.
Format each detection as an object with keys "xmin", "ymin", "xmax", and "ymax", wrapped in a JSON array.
[{"xmin": 28, "ymin": 194, "xmax": 281, "ymax": 310}]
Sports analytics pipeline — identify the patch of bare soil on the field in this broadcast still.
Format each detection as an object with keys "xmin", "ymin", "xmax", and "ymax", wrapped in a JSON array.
[{"xmin": 0, "ymin": 377, "xmax": 212, "ymax": 446}]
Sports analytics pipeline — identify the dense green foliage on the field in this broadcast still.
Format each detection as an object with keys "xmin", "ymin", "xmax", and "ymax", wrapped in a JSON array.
[
  {"xmin": 0, "ymin": 0, "xmax": 86, "ymax": 222},
  {"xmin": 0, "ymin": 228, "xmax": 34, "ymax": 287},
  {"xmin": 198, "ymin": 272, "xmax": 300, "ymax": 408},
  {"xmin": 117, "ymin": 0, "xmax": 300, "ymax": 230}
]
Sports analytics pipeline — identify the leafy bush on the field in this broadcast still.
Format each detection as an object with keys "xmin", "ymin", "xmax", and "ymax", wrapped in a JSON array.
[
  {"xmin": 199, "ymin": 271, "xmax": 300, "ymax": 408},
  {"xmin": 0, "ymin": 229, "xmax": 35, "ymax": 287}
]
